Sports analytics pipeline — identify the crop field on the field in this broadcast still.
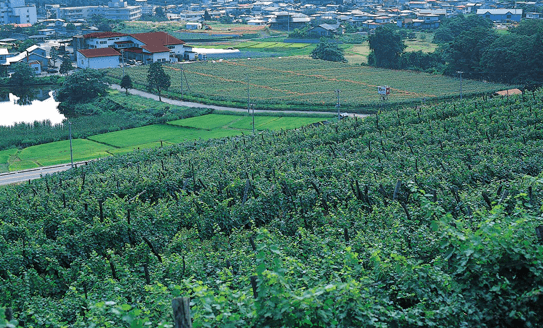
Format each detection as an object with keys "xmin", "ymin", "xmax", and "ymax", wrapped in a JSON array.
[
  {"xmin": 168, "ymin": 114, "xmax": 240, "ymax": 130},
  {"xmin": 87, "ymin": 124, "xmax": 218, "ymax": 148},
  {"xmin": 16, "ymin": 139, "xmax": 113, "ymax": 168},
  {"xmin": 108, "ymin": 57, "xmax": 510, "ymax": 111},
  {"xmin": 3, "ymin": 114, "xmax": 327, "ymax": 171}
]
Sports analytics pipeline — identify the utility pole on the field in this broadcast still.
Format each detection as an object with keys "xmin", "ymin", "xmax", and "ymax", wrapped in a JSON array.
[
  {"xmin": 121, "ymin": 49, "xmax": 125, "ymax": 78},
  {"xmin": 287, "ymin": 10, "xmax": 290, "ymax": 32},
  {"xmin": 251, "ymin": 103, "xmax": 255, "ymax": 135},
  {"xmin": 69, "ymin": 121, "xmax": 74, "ymax": 169},
  {"xmin": 457, "ymin": 71, "xmax": 463, "ymax": 100},
  {"xmin": 335, "ymin": 89, "xmax": 341, "ymax": 121},
  {"xmin": 247, "ymin": 72, "xmax": 250, "ymax": 113},
  {"xmin": 180, "ymin": 64, "xmax": 183, "ymax": 96}
]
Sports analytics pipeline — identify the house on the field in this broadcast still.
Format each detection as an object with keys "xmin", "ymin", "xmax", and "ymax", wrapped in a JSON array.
[
  {"xmin": 476, "ymin": 9, "xmax": 522, "ymax": 22},
  {"xmin": 309, "ymin": 23, "xmax": 341, "ymax": 37},
  {"xmin": 73, "ymin": 31, "xmax": 186, "ymax": 65},
  {"xmin": 77, "ymin": 48, "xmax": 120, "ymax": 69},
  {"xmin": 185, "ymin": 22, "xmax": 202, "ymax": 30},
  {"xmin": 526, "ymin": 12, "xmax": 543, "ymax": 19},
  {"xmin": 269, "ymin": 12, "xmax": 311, "ymax": 30},
  {"xmin": 0, "ymin": 49, "xmax": 9, "ymax": 65},
  {"xmin": 28, "ymin": 60, "xmax": 41, "ymax": 74},
  {"xmin": 4, "ymin": 45, "xmax": 49, "ymax": 69}
]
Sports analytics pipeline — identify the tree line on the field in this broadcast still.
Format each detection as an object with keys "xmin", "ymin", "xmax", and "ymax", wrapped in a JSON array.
[{"xmin": 369, "ymin": 16, "xmax": 543, "ymax": 87}]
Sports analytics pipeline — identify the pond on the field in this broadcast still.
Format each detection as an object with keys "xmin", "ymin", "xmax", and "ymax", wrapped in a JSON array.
[{"xmin": 0, "ymin": 87, "xmax": 65, "ymax": 127}]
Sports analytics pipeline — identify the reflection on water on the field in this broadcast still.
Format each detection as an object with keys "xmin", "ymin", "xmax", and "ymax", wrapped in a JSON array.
[{"xmin": 0, "ymin": 87, "xmax": 65, "ymax": 126}]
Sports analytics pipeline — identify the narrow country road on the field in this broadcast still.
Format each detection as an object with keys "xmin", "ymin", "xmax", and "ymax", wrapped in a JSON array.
[
  {"xmin": 109, "ymin": 84, "xmax": 369, "ymax": 118},
  {"xmin": 0, "ymin": 161, "xmax": 92, "ymax": 186}
]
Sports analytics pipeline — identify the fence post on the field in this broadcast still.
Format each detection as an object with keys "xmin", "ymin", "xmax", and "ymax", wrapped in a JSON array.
[{"xmin": 172, "ymin": 297, "xmax": 192, "ymax": 328}]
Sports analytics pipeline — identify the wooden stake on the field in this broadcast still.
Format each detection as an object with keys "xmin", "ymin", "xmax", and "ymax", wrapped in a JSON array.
[{"xmin": 172, "ymin": 297, "xmax": 192, "ymax": 328}]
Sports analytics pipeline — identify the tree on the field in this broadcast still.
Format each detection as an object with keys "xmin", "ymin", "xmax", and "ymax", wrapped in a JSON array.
[
  {"xmin": 16, "ymin": 39, "xmax": 36, "ymax": 53},
  {"xmin": 204, "ymin": 10, "xmax": 212, "ymax": 21},
  {"xmin": 56, "ymin": 69, "xmax": 108, "ymax": 105},
  {"xmin": 120, "ymin": 74, "xmax": 133, "ymax": 95},
  {"xmin": 50, "ymin": 47, "xmax": 60, "ymax": 67},
  {"xmin": 9, "ymin": 62, "xmax": 35, "ymax": 86},
  {"xmin": 155, "ymin": 7, "xmax": 166, "ymax": 18},
  {"xmin": 66, "ymin": 23, "xmax": 77, "ymax": 31},
  {"xmin": 368, "ymin": 26, "xmax": 406, "ymax": 69},
  {"xmin": 147, "ymin": 62, "xmax": 171, "ymax": 102},
  {"xmin": 441, "ymin": 27, "xmax": 497, "ymax": 78},
  {"xmin": 310, "ymin": 38, "xmax": 346, "ymax": 62},
  {"xmin": 59, "ymin": 56, "xmax": 74, "ymax": 75}
]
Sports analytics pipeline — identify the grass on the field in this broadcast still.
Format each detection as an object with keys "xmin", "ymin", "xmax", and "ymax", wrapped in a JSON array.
[
  {"xmin": 168, "ymin": 114, "xmax": 240, "ymax": 130},
  {"xmin": 107, "ymin": 90, "xmax": 184, "ymax": 112},
  {"xmin": 0, "ymin": 148, "xmax": 17, "ymax": 173},
  {"xmin": 4, "ymin": 113, "xmax": 329, "ymax": 172},
  {"xmin": 15, "ymin": 139, "xmax": 113, "ymax": 168},
  {"xmin": 107, "ymin": 141, "xmax": 176, "ymax": 155}
]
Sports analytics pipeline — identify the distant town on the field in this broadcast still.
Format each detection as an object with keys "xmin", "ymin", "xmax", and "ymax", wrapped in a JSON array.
[{"xmin": 0, "ymin": 0, "xmax": 541, "ymax": 73}]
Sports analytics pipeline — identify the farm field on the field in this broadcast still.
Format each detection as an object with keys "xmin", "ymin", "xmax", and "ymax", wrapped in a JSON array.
[
  {"xmin": 2, "ymin": 91, "xmax": 543, "ymax": 327},
  {"xmin": 107, "ymin": 57, "xmax": 510, "ymax": 111},
  {"xmin": 2, "ymin": 114, "xmax": 328, "ymax": 172}
]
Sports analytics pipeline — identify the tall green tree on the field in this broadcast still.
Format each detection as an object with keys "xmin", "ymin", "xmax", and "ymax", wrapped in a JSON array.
[
  {"xmin": 120, "ymin": 74, "xmax": 133, "ymax": 95},
  {"xmin": 442, "ymin": 27, "xmax": 497, "ymax": 78},
  {"xmin": 310, "ymin": 38, "xmax": 346, "ymax": 62},
  {"xmin": 56, "ymin": 69, "xmax": 108, "ymax": 105},
  {"xmin": 147, "ymin": 62, "xmax": 171, "ymax": 102},
  {"xmin": 368, "ymin": 26, "xmax": 406, "ymax": 69},
  {"xmin": 433, "ymin": 15, "xmax": 493, "ymax": 43},
  {"xmin": 9, "ymin": 62, "xmax": 35, "ymax": 86},
  {"xmin": 59, "ymin": 56, "xmax": 74, "ymax": 75}
]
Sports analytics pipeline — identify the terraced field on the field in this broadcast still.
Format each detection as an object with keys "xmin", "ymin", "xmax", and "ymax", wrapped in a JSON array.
[{"xmin": 106, "ymin": 57, "xmax": 511, "ymax": 111}]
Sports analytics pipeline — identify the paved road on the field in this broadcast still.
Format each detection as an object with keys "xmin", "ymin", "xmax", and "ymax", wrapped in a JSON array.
[
  {"xmin": 0, "ymin": 161, "xmax": 89, "ymax": 186},
  {"xmin": 110, "ymin": 84, "xmax": 369, "ymax": 118}
]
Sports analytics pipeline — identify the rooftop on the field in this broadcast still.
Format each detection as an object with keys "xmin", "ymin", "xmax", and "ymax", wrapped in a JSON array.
[{"xmin": 78, "ymin": 48, "xmax": 120, "ymax": 58}]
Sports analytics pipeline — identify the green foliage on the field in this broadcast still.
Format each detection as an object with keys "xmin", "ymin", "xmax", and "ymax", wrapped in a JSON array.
[
  {"xmin": 2, "ymin": 90, "xmax": 543, "ymax": 326},
  {"xmin": 433, "ymin": 14, "xmax": 493, "ymax": 43},
  {"xmin": 8, "ymin": 62, "xmax": 34, "ymax": 86},
  {"xmin": 120, "ymin": 74, "xmax": 133, "ymax": 95},
  {"xmin": 15, "ymin": 39, "xmax": 36, "ymax": 53},
  {"xmin": 368, "ymin": 25, "xmax": 406, "ymax": 69},
  {"xmin": 310, "ymin": 38, "xmax": 346, "ymax": 62},
  {"xmin": 59, "ymin": 56, "xmax": 74, "ymax": 75},
  {"xmin": 147, "ymin": 62, "xmax": 171, "ymax": 102},
  {"xmin": 66, "ymin": 23, "xmax": 76, "ymax": 31},
  {"xmin": 56, "ymin": 69, "xmax": 108, "ymax": 107}
]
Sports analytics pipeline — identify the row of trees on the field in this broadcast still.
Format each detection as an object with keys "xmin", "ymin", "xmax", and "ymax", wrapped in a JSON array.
[{"xmin": 368, "ymin": 17, "xmax": 543, "ymax": 86}]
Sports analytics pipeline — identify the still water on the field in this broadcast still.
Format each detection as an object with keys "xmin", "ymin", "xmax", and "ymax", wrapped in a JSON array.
[{"xmin": 0, "ymin": 87, "xmax": 65, "ymax": 127}]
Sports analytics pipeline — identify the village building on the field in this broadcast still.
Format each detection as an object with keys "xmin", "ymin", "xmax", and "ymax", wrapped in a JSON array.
[{"xmin": 73, "ymin": 31, "xmax": 186, "ymax": 68}]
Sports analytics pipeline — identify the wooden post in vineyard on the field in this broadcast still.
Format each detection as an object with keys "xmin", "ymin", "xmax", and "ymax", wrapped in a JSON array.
[{"xmin": 172, "ymin": 297, "xmax": 192, "ymax": 328}]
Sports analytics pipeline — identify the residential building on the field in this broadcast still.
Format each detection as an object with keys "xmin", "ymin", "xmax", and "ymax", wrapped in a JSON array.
[
  {"xmin": 77, "ymin": 48, "xmax": 120, "ymax": 69},
  {"xmin": 0, "ymin": 0, "xmax": 37, "ymax": 25},
  {"xmin": 476, "ymin": 9, "xmax": 522, "ymax": 22},
  {"xmin": 55, "ymin": 0, "xmax": 141, "ymax": 22},
  {"xmin": 73, "ymin": 31, "xmax": 186, "ymax": 66}
]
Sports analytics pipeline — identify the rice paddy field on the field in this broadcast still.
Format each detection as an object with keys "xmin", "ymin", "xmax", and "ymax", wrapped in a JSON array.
[
  {"xmin": 106, "ymin": 57, "xmax": 511, "ymax": 111},
  {"xmin": 0, "ymin": 114, "xmax": 329, "ymax": 172}
]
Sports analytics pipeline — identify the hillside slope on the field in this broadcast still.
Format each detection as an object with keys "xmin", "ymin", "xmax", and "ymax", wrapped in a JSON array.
[{"xmin": 1, "ymin": 91, "xmax": 543, "ymax": 327}]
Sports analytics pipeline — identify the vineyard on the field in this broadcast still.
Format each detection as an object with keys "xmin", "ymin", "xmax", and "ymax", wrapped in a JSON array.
[
  {"xmin": 105, "ymin": 57, "xmax": 511, "ymax": 111},
  {"xmin": 1, "ymin": 91, "xmax": 543, "ymax": 327}
]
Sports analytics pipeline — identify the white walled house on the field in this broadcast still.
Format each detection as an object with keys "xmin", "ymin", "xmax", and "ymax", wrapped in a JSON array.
[
  {"xmin": 75, "ymin": 31, "xmax": 186, "ymax": 66},
  {"xmin": 77, "ymin": 48, "xmax": 120, "ymax": 69}
]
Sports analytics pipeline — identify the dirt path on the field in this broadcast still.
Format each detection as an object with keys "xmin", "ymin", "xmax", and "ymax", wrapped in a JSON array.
[{"xmin": 109, "ymin": 84, "xmax": 369, "ymax": 118}]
